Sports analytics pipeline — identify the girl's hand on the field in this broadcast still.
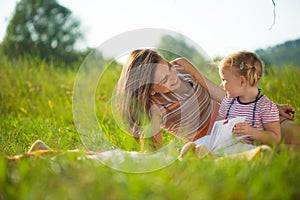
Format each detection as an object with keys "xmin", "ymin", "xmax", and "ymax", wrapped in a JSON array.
[{"xmin": 232, "ymin": 122, "xmax": 253, "ymax": 136}]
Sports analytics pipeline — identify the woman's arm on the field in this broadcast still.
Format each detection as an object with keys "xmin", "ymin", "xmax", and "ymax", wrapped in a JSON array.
[
  {"xmin": 149, "ymin": 104, "xmax": 163, "ymax": 148},
  {"xmin": 171, "ymin": 57, "xmax": 225, "ymax": 103},
  {"xmin": 136, "ymin": 104, "xmax": 163, "ymax": 151},
  {"xmin": 171, "ymin": 58, "xmax": 294, "ymax": 120}
]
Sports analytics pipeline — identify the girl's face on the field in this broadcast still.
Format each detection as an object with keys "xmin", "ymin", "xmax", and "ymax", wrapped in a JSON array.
[
  {"xmin": 219, "ymin": 67, "xmax": 244, "ymax": 98},
  {"xmin": 152, "ymin": 59, "xmax": 181, "ymax": 94}
]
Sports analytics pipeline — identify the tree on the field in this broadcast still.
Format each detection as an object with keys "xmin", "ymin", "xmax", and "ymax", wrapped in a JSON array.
[
  {"xmin": 158, "ymin": 35, "xmax": 219, "ymax": 81},
  {"xmin": 1, "ymin": 0, "xmax": 83, "ymax": 63}
]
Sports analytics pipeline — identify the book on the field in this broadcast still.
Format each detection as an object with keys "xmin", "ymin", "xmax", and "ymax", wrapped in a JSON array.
[{"xmin": 194, "ymin": 117, "xmax": 256, "ymax": 156}]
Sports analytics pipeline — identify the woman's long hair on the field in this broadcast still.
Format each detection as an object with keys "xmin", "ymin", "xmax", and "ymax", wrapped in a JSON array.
[{"xmin": 115, "ymin": 49, "xmax": 162, "ymax": 140}]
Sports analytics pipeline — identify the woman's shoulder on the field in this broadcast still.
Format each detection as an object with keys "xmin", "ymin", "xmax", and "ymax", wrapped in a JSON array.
[
  {"xmin": 171, "ymin": 57, "xmax": 195, "ymax": 71},
  {"xmin": 173, "ymin": 63, "xmax": 194, "ymax": 80},
  {"xmin": 173, "ymin": 63, "xmax": 185, "ymax": 72}
]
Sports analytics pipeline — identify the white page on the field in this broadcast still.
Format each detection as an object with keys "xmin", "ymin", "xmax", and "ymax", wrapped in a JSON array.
[{"xmin": 208, "ymin": 116, "xmax": 247, "ymax": 152}]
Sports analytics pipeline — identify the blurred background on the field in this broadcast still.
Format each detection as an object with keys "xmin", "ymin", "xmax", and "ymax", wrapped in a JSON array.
[{"xmin": 0, "ymin": 0, "xmax": 300, "ymax": 65}]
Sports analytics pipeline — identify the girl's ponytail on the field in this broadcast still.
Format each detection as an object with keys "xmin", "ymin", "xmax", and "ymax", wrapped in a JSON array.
[{"xmin": 247, "ymin": 65, "xmax": 259, "ymax": 86}]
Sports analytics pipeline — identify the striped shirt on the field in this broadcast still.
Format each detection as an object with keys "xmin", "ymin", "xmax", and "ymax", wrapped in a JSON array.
[
  {"xmin": 150, "ymin": 68, "xmax": 214, "ymax": 141},
  {"xmin": 219, "ymin": 95, "xmax": 279, "ymax": 130}
]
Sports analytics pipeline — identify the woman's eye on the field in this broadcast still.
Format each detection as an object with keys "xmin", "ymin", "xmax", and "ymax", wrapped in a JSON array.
[{"xmin": 168, "ymin": 63, "xmax": 172, "ymax": 70}]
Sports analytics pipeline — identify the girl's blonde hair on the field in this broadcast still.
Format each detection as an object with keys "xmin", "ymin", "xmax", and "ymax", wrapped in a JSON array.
[
  {"xmin": 115, "ymin": 49, "xmax": 162, "ymax": 140},
  {"xmin": 219, "ymin": 50, "xmax": 264, "ymax": 86}
]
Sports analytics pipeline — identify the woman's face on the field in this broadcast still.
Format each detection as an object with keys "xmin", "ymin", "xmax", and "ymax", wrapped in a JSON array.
[{"xmin": 152, "ymin": 59, "xmax": 181, "ymax": 94}]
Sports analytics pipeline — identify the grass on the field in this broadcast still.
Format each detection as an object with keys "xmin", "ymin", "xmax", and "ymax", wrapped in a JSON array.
[{"xmin": 1, "ymin": 54, "xmax": 300, "ymax": 199}]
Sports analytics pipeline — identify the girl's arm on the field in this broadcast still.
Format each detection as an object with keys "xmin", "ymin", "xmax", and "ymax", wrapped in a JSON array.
[
  {"xmin": 233, "ymin": 122, "xmax": 281, "ymax": 146},
  {"xmin": 171, "ymin": 57, "xmax": 225, "ymax": 103}
]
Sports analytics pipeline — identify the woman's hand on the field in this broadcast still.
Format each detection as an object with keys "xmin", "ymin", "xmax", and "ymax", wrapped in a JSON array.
[{"xmin": 277, "ymin": 104, "xmax": 295, "ymax": 120}]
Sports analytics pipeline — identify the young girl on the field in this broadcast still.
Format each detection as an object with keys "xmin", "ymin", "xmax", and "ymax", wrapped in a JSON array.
[{"xmin": 218, "ymin": 50, "xmax": 281, "ymax": 146}]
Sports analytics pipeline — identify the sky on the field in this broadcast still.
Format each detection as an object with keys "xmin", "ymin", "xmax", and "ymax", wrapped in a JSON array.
[{"xmin": 0, "ymin": 0, "xmax": 300, "ymax": 58}]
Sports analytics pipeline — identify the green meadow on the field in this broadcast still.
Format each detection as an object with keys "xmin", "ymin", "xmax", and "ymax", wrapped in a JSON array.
[{"xmin": 1, "ymin": 54, "xmax": 300, "ymax": 199}]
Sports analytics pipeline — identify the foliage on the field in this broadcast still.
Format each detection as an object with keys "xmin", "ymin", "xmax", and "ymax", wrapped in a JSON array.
[
  {"xmin": 0, "ymin": 54, "xmax": 300, "ymax": 199},
  {"xmin": 0, "ymin": 0, "xmax": 83, "ymax": 64},
  {"xmin": 158, "ymin": 35, "xmax": 222, "ymax": 82},
  {"xmin": 255, "ymin": 38, "xmax": 300, "ymax": 68}
]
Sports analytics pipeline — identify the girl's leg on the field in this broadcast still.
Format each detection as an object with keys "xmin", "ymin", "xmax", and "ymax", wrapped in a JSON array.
[
  {"xmin": 178, "ymin": 142, "xmax": 196, "ymax": 161},
  {"xmin": 178, "ymin": 142, "xmax": 211, "ymax": 161}
]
